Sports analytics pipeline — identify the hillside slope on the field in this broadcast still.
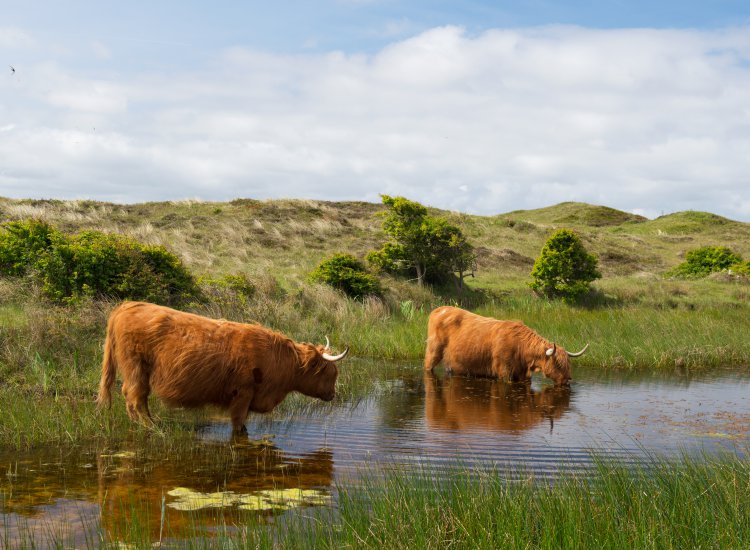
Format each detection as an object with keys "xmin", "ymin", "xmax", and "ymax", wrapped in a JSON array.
[{"xmin": 1, "ymin": 197, "xmax": 748, "ymax": 290}]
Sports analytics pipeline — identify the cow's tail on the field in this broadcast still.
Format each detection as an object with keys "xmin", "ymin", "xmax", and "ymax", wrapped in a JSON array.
[{"xmin": 96, "ymin": 314, "xmax": 118, "ymax": 409}]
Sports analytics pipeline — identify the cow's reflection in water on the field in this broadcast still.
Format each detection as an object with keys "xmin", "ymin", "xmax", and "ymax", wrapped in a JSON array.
[
  {"xmin": 97, "ymin": 440, "xmax": 334, "ymax": 541},
  {"xmin": 0, "ymin": 438, "xmax": 334, "ymax": 546},
  {"xmin": 424, "ymin": 372, "xmax": 571, "ymax": 433}
]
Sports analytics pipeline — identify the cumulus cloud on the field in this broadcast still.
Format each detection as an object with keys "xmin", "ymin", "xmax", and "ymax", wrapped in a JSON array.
[{"xmin": 1, "ymin": 25, "xmax": 750, "ymax": 220}]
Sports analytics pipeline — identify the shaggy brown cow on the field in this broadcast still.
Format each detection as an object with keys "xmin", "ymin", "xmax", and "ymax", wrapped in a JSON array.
[
  {"xmin": 424, "ymin": 306, "xmax": 587, "ymax": 386},
  {"xmin": 97, "ymin": 301, "xmax": 348, "ymax": 432}
]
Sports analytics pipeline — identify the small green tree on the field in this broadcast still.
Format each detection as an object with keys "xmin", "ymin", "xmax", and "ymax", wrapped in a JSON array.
[
  {"xmin": 367, "ymin": 195, "xmax": 476, "ymax": 287},
  {"xmin": 309, "ymin": 253, "xmax": 382, "ymax": 299},
  {"xmin": 668, "ymin": 246, "xmax": 742, "ymax": 278},
  {"xmin": 530, "ymin": 229, "xmax": 601, "ymax": 302}
]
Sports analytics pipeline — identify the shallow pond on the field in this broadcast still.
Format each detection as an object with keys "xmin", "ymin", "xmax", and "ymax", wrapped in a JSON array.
[{"xmin": 2, "ymin": 362, "xmax": 750, "ymax": 546}]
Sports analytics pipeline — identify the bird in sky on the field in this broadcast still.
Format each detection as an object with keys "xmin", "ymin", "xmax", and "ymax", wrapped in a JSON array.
[{"xmin": 9, "ymin": 65, "xmax": 15, "ymax": 75}]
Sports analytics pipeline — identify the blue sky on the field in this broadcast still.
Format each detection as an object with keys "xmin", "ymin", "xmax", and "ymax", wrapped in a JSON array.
[{"xmin": 3, "ymin": 1, "xmax": 750, "ymax": 219}]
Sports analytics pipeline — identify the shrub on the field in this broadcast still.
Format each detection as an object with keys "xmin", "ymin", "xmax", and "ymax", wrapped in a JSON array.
[
  {"xmin": 0, "ymin": 219, "xmax": 59, "ymax": 276},
  {"xmin": 668, "ymin": 246, "xmax": 743, "ymax": 278},
  {"xmin": 529, "ymin": 229, "xmax": 601, "ymax": 303},
  {"xmin": 33, "ymin": 229, "xmax": 199, "ymax": 305},
  {"xmin": 309, "ymin": 253, "xmax": 382, "ymax": 299},
  {"xmin": 198, "ymin": 273, "xmax": 256, "ymax": 308},
  {"xmin": 0, "ymin": 220, "xmax": 199, "ymax": 304},
  {"xmin": 733, "ymin": 261, "xmax": 750, "ymax": 276}
]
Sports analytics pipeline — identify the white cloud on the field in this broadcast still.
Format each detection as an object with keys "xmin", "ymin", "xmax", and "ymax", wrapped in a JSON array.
[
  {"xmin": 0, "ymin": 27, "xmax": 35, "ymax": 49},
  {"xmin": 1, "ymin": 25, "xmax": 750, "ymax": 220}
]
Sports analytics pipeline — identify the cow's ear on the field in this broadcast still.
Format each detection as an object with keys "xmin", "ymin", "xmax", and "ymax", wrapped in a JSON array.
[{"xmin": 300, "ymin": 345, "xmax": 321, "ymax": 370}]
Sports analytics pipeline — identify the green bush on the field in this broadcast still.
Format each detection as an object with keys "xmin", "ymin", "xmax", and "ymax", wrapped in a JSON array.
[
  {"xmin": 198, "ymin": 273, "xmax": 256, "ymax": 307},
  {"xmin": 0, "ymin": 219, "xmax": 59, "ymax": 276},
  {"xmin": 0, "ymin": 220, "xmax": 200, "ymax": 305},
  {"xmin": 35, "ymin": 230, "xmax": 199, "ymax": 304},
  {"xmin": 529, "ymin": 229, "xmax": 601, "ymax": 303},
  {"xmin": 668, "ymin": 246, "xmax": 743, "ymax": 278},
  {"xmin": 310, "ymin": 253, "xmax": 382, "ymax": 300},
  {"xmin": 733, "ymin": 261, "xmax": 750, "ymax": 276}
]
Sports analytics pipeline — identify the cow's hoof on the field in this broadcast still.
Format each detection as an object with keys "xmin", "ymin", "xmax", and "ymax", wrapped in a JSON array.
[{"xmin": 232, "ymin": 425, "xmax": 248, "ymax": 436}]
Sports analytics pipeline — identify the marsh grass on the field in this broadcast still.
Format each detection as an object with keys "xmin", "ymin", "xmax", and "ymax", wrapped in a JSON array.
[
  {"xmin": 262, "ymin": 452, "xmax": 750, "ymax": 549},
  {"xmin": 5, "ymin": 453, "xmax": 749, "ymax": 549}
]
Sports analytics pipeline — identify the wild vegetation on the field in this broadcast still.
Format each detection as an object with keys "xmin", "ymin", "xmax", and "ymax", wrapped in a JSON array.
[
  {"xmin": 1, "ymin": 196, "xmax": 749, "ymax": 547},
  {"xmin": 0, "ymin": 197, "xmax": 749, "ymax": 444},
  {"xmin": 529, "ymin": 228, "xmax": 601, "ymax": 302}
]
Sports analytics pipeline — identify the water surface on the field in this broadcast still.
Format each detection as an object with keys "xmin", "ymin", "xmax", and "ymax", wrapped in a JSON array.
[{"xmin": 2, "ymin": 362, "xmax": 749, "ymax": 545}]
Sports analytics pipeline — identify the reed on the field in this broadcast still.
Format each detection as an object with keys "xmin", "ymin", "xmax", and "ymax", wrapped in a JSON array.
[{"xmin": 4, "ymin": 453, "xmax": 748, "ymax": 549}]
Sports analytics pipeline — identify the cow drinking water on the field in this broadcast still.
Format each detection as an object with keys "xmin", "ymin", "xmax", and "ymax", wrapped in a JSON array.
[{"xmin": 424, "ymin": 306, "xmax": 587, "ymax": 386}]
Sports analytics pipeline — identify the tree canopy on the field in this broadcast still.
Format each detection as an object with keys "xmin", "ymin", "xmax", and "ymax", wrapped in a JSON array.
[{"xmin": 367, "ymin": 195, "xmax": 476, "ymax": 288}]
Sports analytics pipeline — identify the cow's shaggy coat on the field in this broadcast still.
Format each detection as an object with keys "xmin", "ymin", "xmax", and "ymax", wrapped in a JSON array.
[
  {"xmin": 97, "ymin": 301, "xmax": 346, "ymax": 432},
  {"xmin": 424, "ymin": 306, "xmax": 586, "ymax": 385}
]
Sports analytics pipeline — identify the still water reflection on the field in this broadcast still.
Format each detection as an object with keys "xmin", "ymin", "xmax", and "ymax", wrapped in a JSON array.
[{"xmin": 2, "ymin": 362, "xmax": 750, "ymax": 544}]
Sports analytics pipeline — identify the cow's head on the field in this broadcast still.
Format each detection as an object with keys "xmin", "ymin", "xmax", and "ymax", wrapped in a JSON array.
[
  {"xmin": 295, "ymin": 338, "xmax": 348, "ymax": 401},
  {"xmin": 538, "ymin": 343, "xmax": 588, "ymax": 386}
]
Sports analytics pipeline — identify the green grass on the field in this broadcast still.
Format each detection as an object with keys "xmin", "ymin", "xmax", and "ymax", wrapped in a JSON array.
[{"xmin": 5, "ymin": 453, "xmax": 749, "ymax": 549}]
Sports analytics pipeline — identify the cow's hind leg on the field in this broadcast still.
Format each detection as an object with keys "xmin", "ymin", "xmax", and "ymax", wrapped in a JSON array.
[
  {"xmin": 229, "ymin": 389, "xmax": 254, "ymax": 434},
  {"xmin": 424, "ymin": 338, "xmax": 445, "ymax": 372},
  {"xmin": 119, "ymin": 358, "xmax": 153, "ymax": 426},
  {"xmin": 121, "ymin": 384, "xmax": 138, "ymax": 420}
]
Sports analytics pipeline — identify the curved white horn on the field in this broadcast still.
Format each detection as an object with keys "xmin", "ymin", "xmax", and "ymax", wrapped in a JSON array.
[
  {"xmin": 324, "ymin": 336, "xmax": 331, "ymax": 351},
  {"xmin": 567, "ymin": 343, "xmax": 589, "ymax": 358},
  {"xmin": 545, "ymin": 343, "xmax": 556, "ymax": 357},
  {"xmin": 322, "ymin": 347, "xmax": 349, "ymax": 362}
]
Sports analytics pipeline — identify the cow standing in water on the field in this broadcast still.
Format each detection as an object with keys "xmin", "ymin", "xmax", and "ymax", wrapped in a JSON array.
[
  {"xmin": 424, "ymin": 306, "xmax": 587, "ymax": 386},
  {"xmin": 97, "ymin": 301, "xmax": 348, "ymax": 433}
]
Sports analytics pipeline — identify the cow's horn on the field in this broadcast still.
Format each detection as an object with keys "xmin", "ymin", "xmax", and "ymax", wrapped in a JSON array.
[
  {"xmin": 567, "ymin": 343, "xmax": 589, "ymax": 358},
  {"xmin": 323, "ymin": 347, "xmax": 349, "ymax": 362},
  {"xmin": 324, "ymin": 336, "xmax": 331, "ymax": 351},
  {"xmin": 545, "ymin": 343, "xmax": 556, "ymax": 357}
]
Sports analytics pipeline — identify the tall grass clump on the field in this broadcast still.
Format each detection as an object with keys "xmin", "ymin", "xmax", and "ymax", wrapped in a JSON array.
[{"xmin": 265, "ymin": 453, "xmax": 750, "ymax": 549}]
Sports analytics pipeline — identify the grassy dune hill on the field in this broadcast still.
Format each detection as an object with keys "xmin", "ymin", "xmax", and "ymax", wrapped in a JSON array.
[{"xmin": 1, "ymin": 196, "xmax": 749, "ymax": 292}]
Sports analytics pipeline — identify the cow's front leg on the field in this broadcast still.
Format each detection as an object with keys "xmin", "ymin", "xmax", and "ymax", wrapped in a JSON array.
[{"xmin": 229, "ymin": 388, "xmax": 254, "ymax": 434}]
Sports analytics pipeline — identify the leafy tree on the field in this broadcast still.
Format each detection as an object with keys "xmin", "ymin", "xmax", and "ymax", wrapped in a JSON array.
[
  {"xmin": 367, "ymin": 195, "xmax": 476, "ymax": 287},
  {"xmin": 309, "ymin": 253, "xmax": 382, "ymax": 299},
  {"xmin": 668, "ymin": 246, "xmax": 742, "ymax": 278},
  {"xmin": 529, "ymin": 229, "xmax": 601, "ymax": 302}
]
